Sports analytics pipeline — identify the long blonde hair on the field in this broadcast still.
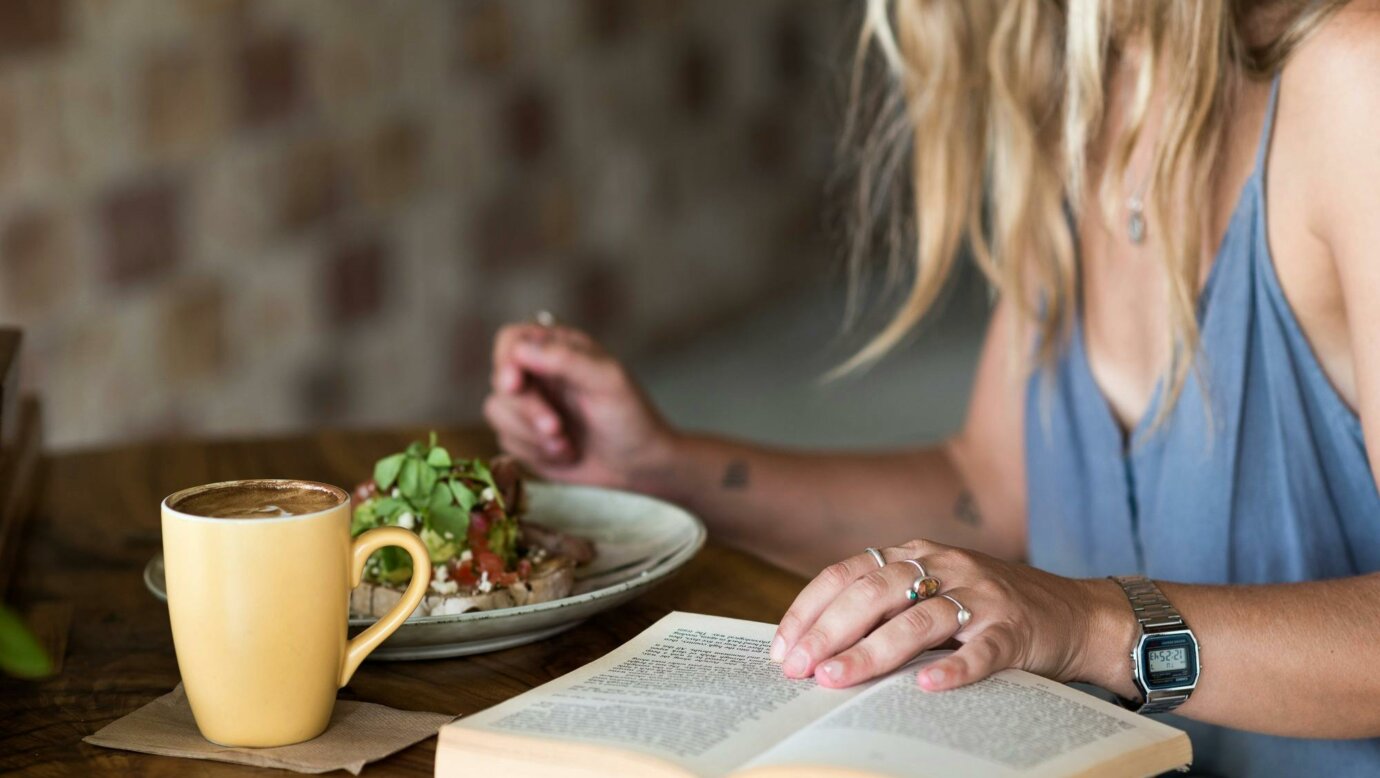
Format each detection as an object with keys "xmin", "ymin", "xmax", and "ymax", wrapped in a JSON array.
[{"xmin": 844, "ymin": 0, "xmax": 1342, "ymax": 419}]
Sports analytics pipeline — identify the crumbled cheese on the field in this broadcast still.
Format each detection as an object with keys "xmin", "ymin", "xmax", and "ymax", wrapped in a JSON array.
[
  {"xmin": 477, "ymin": 571, "xmax": 492, "ymax": 593},
  {"xmin": 396, "ymin": 511, "xmax": 415, "ymax": 529},
  {"xmin": 436, "ymin": 599, "xmax": 470, "ymax": 616},
  {"xmin": 391, "ymin": 488, "xmax": 401, "ymax": 498},
  {"xmin": 480, "ymin": 487, "xmax": 495, "ymax": 502},
  {"xmin": 444, "ymin": 531, "xmax": 454, "ymax": 540},
  {"xmin": 430, "ymin": 579, "xmax": 459, "ymax": 595},
  {"xmin": 459, "ymin": 549, "xmax": 473, "ymax": 562},
  {"xmin": 433, "ymin": 564, "xmax": 449, "ymax": 582}
]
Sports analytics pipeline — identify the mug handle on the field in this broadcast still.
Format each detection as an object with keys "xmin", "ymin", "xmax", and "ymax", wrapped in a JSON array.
[{"xmin": 339, "ymin": 527, "xmax": 432, "ymax": 687}]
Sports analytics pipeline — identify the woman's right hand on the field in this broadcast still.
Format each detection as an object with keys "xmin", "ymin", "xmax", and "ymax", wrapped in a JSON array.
[{"xmin": 485, "ymin": 323, "xmax": 680, "ymax": 495}]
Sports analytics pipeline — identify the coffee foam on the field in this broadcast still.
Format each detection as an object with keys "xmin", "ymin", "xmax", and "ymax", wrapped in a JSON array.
[{"xmin": 168, "ymin": 480, "xmax": 345, "ymax": 519}]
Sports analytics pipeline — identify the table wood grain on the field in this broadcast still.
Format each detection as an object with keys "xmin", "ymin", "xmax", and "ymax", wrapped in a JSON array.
[
  {"xmin": 0, "ymin": 399, "xmax": 42, "ymax": 599},
  {"xmin": 0, "ymin": 428, "xmax": 807, "ymax": 776}
]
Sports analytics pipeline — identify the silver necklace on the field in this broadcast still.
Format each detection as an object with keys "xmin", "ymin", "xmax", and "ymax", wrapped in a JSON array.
[{"xmin": 1126, "ymin": 178, "xmax": 1148, "ymax": 244}]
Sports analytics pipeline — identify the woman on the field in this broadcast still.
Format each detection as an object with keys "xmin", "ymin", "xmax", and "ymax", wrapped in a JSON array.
[{"xmin": 485, "ymin": 1, "xmax": 1380, "ymax": 774}]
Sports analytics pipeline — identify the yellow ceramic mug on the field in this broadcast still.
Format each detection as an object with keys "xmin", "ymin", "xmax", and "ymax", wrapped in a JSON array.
[{"xmin": 161, "ymin": 479, "xmax": 431, "ymax": 747}]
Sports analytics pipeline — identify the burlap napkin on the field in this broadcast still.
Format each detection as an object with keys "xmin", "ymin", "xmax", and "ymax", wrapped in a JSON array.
[{"xmin": 83, "ymin": 685, "xmax": 456, "ymax": 775}]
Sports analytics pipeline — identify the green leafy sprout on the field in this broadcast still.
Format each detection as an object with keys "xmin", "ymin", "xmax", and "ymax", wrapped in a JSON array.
[{"xmin": 353, "ymin": 432, "xmax": 517, "ymax": 584}]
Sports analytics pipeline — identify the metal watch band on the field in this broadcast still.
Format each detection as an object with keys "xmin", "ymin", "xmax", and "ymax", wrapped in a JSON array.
[
  {"xmin": 1114, "ymin": 575, "xmax": 1186, "ymax": 632},
  {"xmin": 1135, "ymin": 691, "xmax": 1190, "ymax": 716},
  {"xmin": 1111, "ymin": 575, "xmax": 1194, "ymax": 715}
]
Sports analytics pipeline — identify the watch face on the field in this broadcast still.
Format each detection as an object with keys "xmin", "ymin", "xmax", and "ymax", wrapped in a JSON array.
[{"xmin": 1139, "ymin": 632, "xmax": 1198, "ymax": 691}]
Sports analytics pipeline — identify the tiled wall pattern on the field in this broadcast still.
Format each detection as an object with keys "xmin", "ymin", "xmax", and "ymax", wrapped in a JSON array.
[{"xmin": 0, "ymin": 0, "xmax": 849, "ymax": 448}]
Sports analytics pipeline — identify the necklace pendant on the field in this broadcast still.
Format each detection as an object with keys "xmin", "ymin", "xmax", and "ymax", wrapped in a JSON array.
[{"xmin": 1127, "ymin": 197, "xmax": 1146, "ymax": 245}]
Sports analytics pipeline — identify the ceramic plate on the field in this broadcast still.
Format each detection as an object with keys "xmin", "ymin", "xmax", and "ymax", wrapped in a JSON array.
[{"xmin": 144, "ymin": 482, "xmax": 706, "ymax": 660}]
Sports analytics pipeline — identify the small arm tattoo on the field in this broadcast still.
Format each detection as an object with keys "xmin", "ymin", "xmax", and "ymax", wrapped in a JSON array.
[
  {"xmin": 954, "ymin": 489, "xmax": 982, "ymax": 526},
  {"xmin": 721, "ymin": 459, "xmax": 750, "ymax": 490}
]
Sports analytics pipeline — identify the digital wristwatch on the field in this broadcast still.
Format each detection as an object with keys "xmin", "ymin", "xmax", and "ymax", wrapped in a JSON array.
[{"xmin": 1110, "ymin": 575, "xmax": 1200, "ymax": 715}]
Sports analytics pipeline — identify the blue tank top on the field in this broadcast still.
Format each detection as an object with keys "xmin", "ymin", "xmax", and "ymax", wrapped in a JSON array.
[{"xmin": 1025, "ymin": 75, "xmax": 1380, "ymax": 776}]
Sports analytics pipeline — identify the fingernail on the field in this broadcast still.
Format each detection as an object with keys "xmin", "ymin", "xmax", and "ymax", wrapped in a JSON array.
[
  {"xmin": 537, "ymin": 415, "xmax": 560, "ymax": 435},
  {"xmin": 500, "ymin": 366, "xmax": 521, "ymax": 391},
  {"xmin": 922, "ymin": 668, "xmax": 945, "ymax": 689},
  {"xmin": 818, "ymin": 660, "xmax": 843, "ymax": 682},
  {"xmin": 782, "ymin": 648, "xmax": 810, "ymax": 678},
  {"xmin": 769, "ymin": 636, "xmax": 786, "ymax": 663}
]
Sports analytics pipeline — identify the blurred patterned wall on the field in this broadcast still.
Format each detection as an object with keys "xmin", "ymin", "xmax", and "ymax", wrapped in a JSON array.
[{"xmin": 0, "ymin": 0, "xmax": 850, "ymax": 449}]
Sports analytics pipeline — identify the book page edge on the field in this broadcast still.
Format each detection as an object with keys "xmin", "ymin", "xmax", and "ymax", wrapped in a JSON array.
[{"xmin": 437, "ymin": 724, "xmax": 697, "ymax": 778}]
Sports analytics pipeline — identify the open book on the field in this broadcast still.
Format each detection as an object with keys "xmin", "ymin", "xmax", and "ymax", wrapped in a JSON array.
[{"xmin": 436, "ymin": 612, "xmax": 1190, "ymax": 777}]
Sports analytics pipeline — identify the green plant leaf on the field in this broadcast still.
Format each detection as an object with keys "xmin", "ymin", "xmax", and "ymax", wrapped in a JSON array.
[
  {"xmin": 0, "ymin": 605, "xmax": 52, "ymax": 679},
  {"xmin": 371, "ymin": 496, "xmax": 405, "ymax": 518},
  {"xmin": 417, "ymin": 459, "xmax": 438, "ymax": 500},
  {"xmin": 470, "ymin": 459, "xmax": 504, "ymax": 510},
  {"xmin": 370, "ymin": 547, "xmax": 414, "ymax": 584},
  {"xmin": 373, "ymin": 453, "xmax": 405, "ymax": 491},
  {"xmin": 398, "ymin": 457, "xmax": 421, "ymax": 501},
  {"xmin": 406, "ymin": 440, "xmax": 426, "ymax": 458},
  {"xmin": 426, "ymin": 446, "xmax": 452, "ymax": 469},
  {"xmin": 449, "ymin": 479, "xmax": 477, "ymax": 513},
  {"xmin": 428, "ymin": 482, "xmax": 452, "ymax": 513},
  {"xmin": 351, "ymin": 501, "xmax": 380, "ymax": 536},
  {"xmin": 430, "ymin": 502, "xmax": 470, "ymax": 540},
  {"xmin": 428, "ymin": 430, "xmax": 439, "ymax": 449}
]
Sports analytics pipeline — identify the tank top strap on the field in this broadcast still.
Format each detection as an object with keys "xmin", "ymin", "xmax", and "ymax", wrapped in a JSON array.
[{"xmin": 1253, "ymin": 72, "xmax": 1283, "ymax": 176}]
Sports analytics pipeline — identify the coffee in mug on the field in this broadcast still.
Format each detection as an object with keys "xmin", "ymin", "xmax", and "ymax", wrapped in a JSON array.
[{"xmin": 161, "ymin": 479, "xmax": 431, "ymax": 747}]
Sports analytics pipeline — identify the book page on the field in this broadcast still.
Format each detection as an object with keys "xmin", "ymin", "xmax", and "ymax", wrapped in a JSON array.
[
  {"xmin": 448, "ymin": 612, "xmax": 866, "ymax": 777},
  {"xmin": 740, "ymin": 658, "xmax": 1188, "ymax": 778}
]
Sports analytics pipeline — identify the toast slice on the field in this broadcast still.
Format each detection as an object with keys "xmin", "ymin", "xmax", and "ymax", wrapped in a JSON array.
[{"xmin": 351, "ymin": 554, "xmax": 576, "ymax": 619}]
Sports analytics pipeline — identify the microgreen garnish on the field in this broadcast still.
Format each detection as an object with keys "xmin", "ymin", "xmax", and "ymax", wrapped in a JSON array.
[{"xmin": 352, "ymin": 432, "xmax": 520, "ymax": 581}]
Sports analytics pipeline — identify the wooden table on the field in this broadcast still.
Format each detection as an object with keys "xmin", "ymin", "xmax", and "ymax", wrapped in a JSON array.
[{"xmin": 0, "ymin": 428, "xmax": 807, "ymax": 776}]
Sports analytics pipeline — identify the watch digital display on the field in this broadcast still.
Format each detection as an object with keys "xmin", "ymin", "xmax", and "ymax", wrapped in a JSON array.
[
  {"xmin": 1148, "ymin": 647, "xmax": 1186, "ymax": 673},
  {"xmin": 1139, "ymin": 631, "xmax": 1198, "ymax": 691}
]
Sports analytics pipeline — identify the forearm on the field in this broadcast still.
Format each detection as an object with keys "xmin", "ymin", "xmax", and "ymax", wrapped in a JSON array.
[
  {"xmin": 1077, "ymin": 573, "xmax": 1380, "ymax": 738},
  {"xmin": 635, "ymin": 432, "xmax": 1024, "ymax": 577}
]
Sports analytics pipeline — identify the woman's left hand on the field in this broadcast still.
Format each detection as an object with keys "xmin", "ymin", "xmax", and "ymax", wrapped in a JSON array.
[{"xmin": 770, "ymin": 539, "xmax": 1134, "ymax": 693}]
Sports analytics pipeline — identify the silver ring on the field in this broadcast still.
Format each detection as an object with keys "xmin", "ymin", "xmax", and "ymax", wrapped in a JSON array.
[
  {"xmin": 864, "ymin": 547, "xmax": 886, "ymax": 569},
  {"xmin": 902, "ymin": 559, "xmax": 926, "ymax": 577},
  {"xmin": 906, "ymin": 574, "xmax": 942, "ymax": 602},
  {"xmin": 534, "ymin": 310, "xmax": 558, "ymax": 328},
  {"xmin": 938, "ymin": 594, "xmax": 971, "ymax": 628}
]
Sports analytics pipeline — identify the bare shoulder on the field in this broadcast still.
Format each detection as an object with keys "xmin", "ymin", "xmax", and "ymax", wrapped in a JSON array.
[
  {"xmin": 1258, "ymin": 2, "xmax": 1380, "ymax": 415},
  {"xmin": 1279, "ymin": 1, "xmax": 1380, "ymax": 246},
  {"xmin": 1284, "ymin": 1, "xmax": 1380, "ymax": 135}
]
